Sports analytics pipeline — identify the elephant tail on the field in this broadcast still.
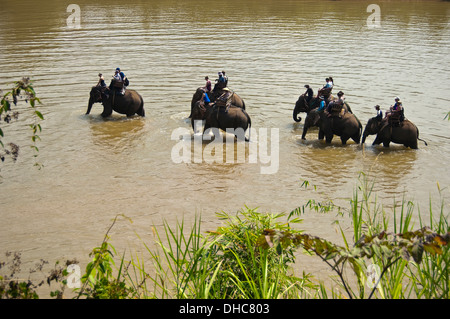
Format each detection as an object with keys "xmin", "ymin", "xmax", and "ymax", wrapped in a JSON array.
[
  {"xmin": 417, "ymin": 128, "xmax": 428, "ymax": 146},
  {"xmin": 138, "ymin": 94, "xmax": 145, "ymax": 117}
]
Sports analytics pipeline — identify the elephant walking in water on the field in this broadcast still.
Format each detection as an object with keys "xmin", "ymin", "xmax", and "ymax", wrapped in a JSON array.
[
  {"xmin": 362, "ymin": 117, "xmax": 427, "ymax": 149},
  {"xmin": 191, "ymin": 101, "xmax": 252, "ymax": 142},
  {"xmin": 87, "ymin": 86, "xmax": 145, "ymax": 118},
  {"xmin": 189, "ymin": 87, "xmax": 245, "ymax": 118},
  {"xmin": 301, "ymin": 109, "xmax": 362, "ymax": 145}
]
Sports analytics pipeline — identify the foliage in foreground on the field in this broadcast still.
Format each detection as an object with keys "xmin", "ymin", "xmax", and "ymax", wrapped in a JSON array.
[
  {"xmin": 0, "ymin": 77, "xmax": 43, "ymax": 170},
  {"xmin": 1, "ymin": 174, "xmax": 449, "ymax": 299}
]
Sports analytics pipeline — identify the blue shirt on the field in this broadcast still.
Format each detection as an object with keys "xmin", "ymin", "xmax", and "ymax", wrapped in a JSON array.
[{"xmin": 318, "ymin": 100, "xmax": 325, "ymax": 111}]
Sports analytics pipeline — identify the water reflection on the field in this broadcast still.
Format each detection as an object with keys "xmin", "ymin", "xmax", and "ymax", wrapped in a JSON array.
[{"xmin": 86, "ymin": 115, "xmax": 146, "ymax": 153}]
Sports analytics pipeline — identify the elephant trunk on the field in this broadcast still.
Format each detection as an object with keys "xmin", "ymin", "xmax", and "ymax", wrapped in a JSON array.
[
  {"xmin": 86, "ymin": 97, "xmax": 94, "ymax": 115},
  {"xmin": 293, "ymin": 102, "xmax": 302, "ymax": 122}
]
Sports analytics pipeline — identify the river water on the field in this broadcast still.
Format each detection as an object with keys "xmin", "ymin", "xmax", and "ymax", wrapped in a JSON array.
[{"xmin": 0, "ymin": 0, "xmax": 449, "ymax": 294}]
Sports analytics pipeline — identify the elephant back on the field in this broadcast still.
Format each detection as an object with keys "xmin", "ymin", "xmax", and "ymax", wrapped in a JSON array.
[{"xmin": 215, "ymin": 90, "xmax": 234, "ymax": 109}]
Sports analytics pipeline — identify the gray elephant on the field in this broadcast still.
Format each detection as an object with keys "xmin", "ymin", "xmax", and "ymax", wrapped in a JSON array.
[
  {"xmin": 301, "ymin": 108, "xmax": 362, "ymax": 144},
  {"xmin": 191, "ymin": 101, "xmax": 251, "ymax": 141},
  {"xmin": 361, "ymin": 117, "xmax": 427, "ymax": 149},
  {"xmin": 87, "ymin": 86, "xmax": 145, "ymax": 118}
]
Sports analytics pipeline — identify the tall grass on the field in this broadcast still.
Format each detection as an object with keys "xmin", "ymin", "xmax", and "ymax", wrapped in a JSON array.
[{"xmin": 52, "ymin": 174, "xmax": 449, "ymax": 299}]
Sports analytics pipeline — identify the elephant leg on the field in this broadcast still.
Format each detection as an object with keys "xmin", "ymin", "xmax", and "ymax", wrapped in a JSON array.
[
  {"xmin": 318, "ymin": 129, "xmax": 324, "ymax": 140},
  {"xmin": 340, "ymin": 136, "xmax": 348, "ymax": 145},
  {"xmin": 325, "ymin": 133, "xmax": 333, "ymax": 144},
  {"xmin": 101, "ymin": 108, "xmax": 113, "ymax": 118},
  {"xmin": 301, "ymin": 126, "xmax": 308, "ymax": 140},
  {"xmin": 383, "ymin": 140, "xmax": 390, "ymax": 147}
]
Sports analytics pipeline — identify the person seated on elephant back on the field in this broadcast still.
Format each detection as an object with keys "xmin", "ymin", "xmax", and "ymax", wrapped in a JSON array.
[
  {"xmin": 110, "ymin": 67, "xmax": 129, "ymax": 96},
  {"xmin": 385, "ymin": 97, "xmax": 405, "ymax": 126},
  {"xmin": 326, "ymin": 91, "xmax": 345, "ymax": 117},
  {"xmin": 222, "ymin": 70, "xmax": 228, "ymax": 86},
  {"xmin": 213, "ymin": 72, "xmax": 227, "ymax": 92},
  {"xmin": 317, "ymin": 77, "xmax": 333, "ymax": 99}
]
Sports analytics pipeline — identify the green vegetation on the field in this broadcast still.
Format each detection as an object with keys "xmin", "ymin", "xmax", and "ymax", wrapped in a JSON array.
[
  {"xmin": 0, "ymin": 77, "xmax": 43, "ymax": 170},
  {"xmin": 2, "ymin": 173, "xmax": 447, "ymax": 299}
]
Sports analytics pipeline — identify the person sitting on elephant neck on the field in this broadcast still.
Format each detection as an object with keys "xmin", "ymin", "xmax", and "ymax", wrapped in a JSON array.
[
  {"xmin": 317, "ymin": 96, "xmax": 326, "ymax": 112},
  {"xmin": 203, "ymin": 76, "xmax": 212, "ymax": 92},
  {"xmin": 200, "ymin": 91, "xmax": 211, "ymax": 108},
  {"xmin": 97, "ymin": 73, "xmax": 106, "ymax": 88},
  {"xmin": 110, "ymin": 68, "xmax": 129, "ymax": 96},
  {"xmin": 375, "ymin": 105, "xmax": 383, "ymax": 121},
  {"xmin": 304, "ymin": 85, "xmax": 314, "ymax": 104}
]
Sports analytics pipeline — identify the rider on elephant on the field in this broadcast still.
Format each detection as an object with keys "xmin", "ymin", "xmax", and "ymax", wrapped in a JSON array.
[
  {"xmin": 110, "ymin": 67, "xmax": 129, "ymax": 96},
  {"xmin": 375, "ymin": 105, "xmax": 383, "ymax": 121},
  {"xmin": 203, "ymin": 76, "xmax": 212, "ymax": 92},
  {"xmin": 326, "ymin": 91, "xmax": 345, "ymax": 117},
  {"xmin": 304, "ymin": 85, "xmax": 314, "ymax": 104},
  {"xmin": 317, "ymin": 96, "xmax": 326, "ymax": 112},
  {"xmin": 385, "ymin": 97, "xmax": 405, "ymax": 126},
  {"xmin": 97, "ymin": 73, "xmax": 106, "ymax": 88},
  {"xmin": 317, "ymin": 77, "xmax": 333, "ymax": 99},
  {"xmin": 213, "ymin": 72, "xmax": 227, "ymax": 92}
]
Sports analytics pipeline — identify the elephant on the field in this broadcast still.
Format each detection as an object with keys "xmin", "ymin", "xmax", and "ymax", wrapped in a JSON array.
[
  {"xmin": 301, "ymin": 108, "xmax": 362, "ymax": 144},
  {"xmin": 191, "ymin": 101, "xmax": 251, "ymax": 141},
  {"xmin": 86, "ymin": 86, "xmax": 145, "ymax": 118},
  {"xmin": 293, "ymin": 94, "xmax": 353, "ymax": 123},
  {"xmin": 361, "ymin": 117, "xmax": 427, "ymax": 149},
  {"xmin": 189, "ymin": 87, "xmax": 245, "ymax": 118}
]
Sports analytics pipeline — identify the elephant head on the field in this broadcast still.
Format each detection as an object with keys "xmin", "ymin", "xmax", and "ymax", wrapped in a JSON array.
[
  {"xmin": 293, "ymin": 94, "xmax": 318, "ymax": 122},
  {"xmin": 87, "ymin": 86, "xmax": 107, "ymax": 115},
  {"xmin": 361, "ymin": 117, "xmax": 382, "ymax": 144},
  {"xmin": 301, "ymin": 109, "xmax": 322, "ymax": 140}
]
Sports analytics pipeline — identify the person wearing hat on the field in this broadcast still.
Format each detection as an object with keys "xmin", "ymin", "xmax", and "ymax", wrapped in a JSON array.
[
  {"xmin": 385, "ymin": 96, "xmax": 404, "ymax": 124},
  {"xmin": 375, "ymin": 105, "xmax": 383, "ymax": 121},
  {"xmin": 111, "ymin": 67, "xmax": 128, "ymax": 95},
  {"xmin": 317, "ymin": 95, "xmax": 326, "ymax": 112},
  {"xmin": 337, "ymin": 91, "xmax": 345, "ymax": 104}
]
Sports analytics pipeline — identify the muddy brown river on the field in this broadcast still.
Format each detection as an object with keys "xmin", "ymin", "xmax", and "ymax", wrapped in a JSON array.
[{"xmin": 0, "ymin": 0, "xmax": 449, "ymax": 296}]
